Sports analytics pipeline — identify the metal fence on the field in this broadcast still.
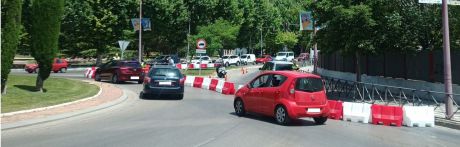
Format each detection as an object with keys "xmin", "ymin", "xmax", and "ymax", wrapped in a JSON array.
[
  {"xmin": 322, "ymin": 76, "xmax": 459, "ymax": 119},
  {"xmin": 318, "ymin": 50, "xmax": 460, "ymax": 84}
]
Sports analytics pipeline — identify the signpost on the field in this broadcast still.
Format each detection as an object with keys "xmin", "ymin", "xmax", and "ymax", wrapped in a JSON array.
[
  {"xmin": 196, "ymin": 39, "xmax": 207, "ymax": 75},
  {"xmin": 118, "ymin": 40, "xmax": 130, "ymax": 60}
]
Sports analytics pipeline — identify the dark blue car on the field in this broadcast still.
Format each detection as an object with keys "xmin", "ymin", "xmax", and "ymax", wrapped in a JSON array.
[{"xmin": 141, "ymin": 65, "xmax": 185, "ymax": 99}]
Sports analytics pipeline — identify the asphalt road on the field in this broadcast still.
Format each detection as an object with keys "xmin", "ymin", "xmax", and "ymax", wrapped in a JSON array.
[{"xmin": 2, "ymin": 68, "xmax": 460, "ymax": 147}]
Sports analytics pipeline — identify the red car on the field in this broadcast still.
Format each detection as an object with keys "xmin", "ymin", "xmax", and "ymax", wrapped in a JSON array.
[
  {"xmin": 94, "ymin": 60, "xmax": 144, "ymax": 84},
  {"xmin": 234, "ymin": 71, "xmax": 329, "ymax": 125},
  {"xmin": 255, "ymin": 55, "xmax": 272, "ymax": 64},
  {"xmin": 25, "ymin": 58, "xmax": 69, "ymax": 73}
]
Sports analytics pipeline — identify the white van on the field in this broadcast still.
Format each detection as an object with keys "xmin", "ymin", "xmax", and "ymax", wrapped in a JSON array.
[
  {"xmin": 240, "ymin": 54, "xmax": 256, "ymax": 65},
  {"xmin": 274, "ymin": 52, "xmax": 295, "ymax": 62}
]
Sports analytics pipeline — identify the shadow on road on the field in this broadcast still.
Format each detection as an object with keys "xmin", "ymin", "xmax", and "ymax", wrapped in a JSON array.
[
  {"xmin": 139, "ymin": 92, "xmax": 182, "ymax": 101},
  {"xmin": 229, "ymin": 112, "xmax": 319, "ymax": 127},
  {"xmin": 14, "ymin": 85, "xmax": 47, "ymax": 92}
]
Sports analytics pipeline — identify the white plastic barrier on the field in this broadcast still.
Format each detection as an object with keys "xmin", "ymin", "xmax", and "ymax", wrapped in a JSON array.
[
  {"xmin": 193, "ymin": 64, "xmax": 201, "ymax": 69},
  {"xmin": 215, "ymin": 80, "xmax": 225, "ymax": 93},
  {"xmin": 403, "ymin": 106, "xmax": 435, "ymax": 127},
  {"xmin": 181, "ymin": 64, "xmax": 188, "ymax": 69},
  {"xmin": 201, "ymin": 78, "xmax": 212, "ymax": 90},
  {"xmin": 207, "ymin": 63, "xmax": 215, "ymax": 68},
  {"xmin": 184, "ymin": 76, "xmax": 196, "ymax": 87},
  {"xmin": 343, "ymin": 102, "xmax": 372, "ymax": 123}
]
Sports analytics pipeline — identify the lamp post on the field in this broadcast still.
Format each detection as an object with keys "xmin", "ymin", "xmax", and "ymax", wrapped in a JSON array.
[
  {"xmin": 138, "ymin": 0, "xmax": 142, "ymax": 62},
  {"xmin": 441, "ymin": 0, "xmax": 453, "ymax": 119}
]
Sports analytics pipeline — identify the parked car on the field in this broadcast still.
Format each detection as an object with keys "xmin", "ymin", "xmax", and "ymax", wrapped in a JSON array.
[
  {"xmin": 233, "ymin": 71, "xmax": 330, "ymax": 125},
  {"xmin": 25, "ymin": 58, "xmax": 69, "ymax": 73},
  {"xmin": 190, "ymin": 56, "xmax": 211, "ymax": 64},
  {"xmin": 259, "ymin": 61, "xmax": 296, "ymax": 71},
  {"xmin": 274, "ymin": 52, "xmax": 295, "ymax": 61},
  {"xmin": 255, "ymin": 55, "xmax": 273, "ymax": 64},
  {"xmin": 148, "ymin": 55, "xmax": 180, "ymax": 65},
  {"xmin": 141, "ymin": 65, "xmax": 184, "ymax": 99},
  {"xmin": 222, "ymin": 55, "xmax": 241, "ymax": 67},
  {"xmin": 94, "ymin": 60, "xmax": 144, "ymax": 84},
  {"xmin": 296, "ymin": 53, "xmax": 310, "ymax": 62},
  {"xmin": 240, "ymin": 54, "xmax": 256, "ymax": 65}
]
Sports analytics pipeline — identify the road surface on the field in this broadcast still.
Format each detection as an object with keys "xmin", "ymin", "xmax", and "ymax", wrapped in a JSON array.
[{"xmin": 2, "ymin": 69, "xmax": 460, "ymax": 147}]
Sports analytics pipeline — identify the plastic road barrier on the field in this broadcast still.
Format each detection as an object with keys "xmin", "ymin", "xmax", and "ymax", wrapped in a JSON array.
[
  {"xmin": 215, "ymin": 80, "xmax": 226, "ymax": 93},
  {"xmin": 184, "ymin": 76, "xmax": 195, "ymax": 87},
  {"xmin": 328, "ymin": 100, "xmax": 343, "ymax": 120},
  {"xmin": 193, "ymin": 77, "xmax": 204, "ymax": 88},
  {"xmin": 202, "ymin": 78, "xmax": 212, "ymax": 90},
  {"xmin": 221, "ymin": 82, "xmax": 236, "ymax": 95},
  {"xmin": 371, "ymin": 104, "xmax": 403, "ymax": 127},
  {"xmin": 403, "ymin": 106, "xmax": 435, "ymax": 127},
  {"xmin": 209, "ymin": 79, "xmax": 219, "ymax": 91},
  {"xmin": 343, "ymin": 102, "xmax": 372, "ymax": 123},
  {"xmin": 200, "ymin": 64, "xmax": 207, "ymax": 69}
]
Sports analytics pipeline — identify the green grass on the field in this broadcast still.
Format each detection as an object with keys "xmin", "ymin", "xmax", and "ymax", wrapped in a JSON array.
[
  {"xmin": 1, "ymin": 75, "xmax": 100, "ymax": 113},
  {"xmin": 181, "ymin": 69, "xmax": 216, "ymax": 76}
]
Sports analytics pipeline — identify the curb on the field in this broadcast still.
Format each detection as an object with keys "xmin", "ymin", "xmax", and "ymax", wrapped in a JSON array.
[
  {"xmin": 1, "ymin": 81, "xmax": 103, "ymax": 117},
  {"xmin": 435, "ymin": 117, "xmax": 460, "ymax": 130},
  {"xmin": 1, "ymin": 86, "xmax": 129, "ymax": 130}
]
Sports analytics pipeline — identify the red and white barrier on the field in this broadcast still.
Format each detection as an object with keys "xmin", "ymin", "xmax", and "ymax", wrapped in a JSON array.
[
  {"xmin": 328, "ymin": 100, "xmax": 344, "ymax": 120},
  {"xmin": 371, "ymin": 104, "xmax": 403, "ymax": 127},
  {"xmin": 184, "ymin": 76, "xmax": 195, "ymax": 87},
  {"xmin": 184, "ymin": 76, "xmax": 235, "ymax": 95},
  {"xmin": 84, "ymin": 67, "xmax": 96, "ymax": 79},
  {"xmin": 202, "ymin": 78, "xmax": 212, "ymax": 90},
  {"xmin": 175, "ymin": 63, "xmax": 221, "ymax": 69}
]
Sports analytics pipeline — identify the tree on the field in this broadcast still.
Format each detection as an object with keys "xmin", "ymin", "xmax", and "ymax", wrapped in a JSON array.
[
  {"xmin": 30, "ymin": 0, "xmax": 65, "ymax": 92},
  {"xmin": 191, "ymin": 20, "xmax": 240, "ymax": 56},
  {"xmin": 1, "ymin": 0, "xmax": 23, "ymax": 94},
  {"xmin": 275, "ymin": 32, "xmax": 298, "ymax": 51}
]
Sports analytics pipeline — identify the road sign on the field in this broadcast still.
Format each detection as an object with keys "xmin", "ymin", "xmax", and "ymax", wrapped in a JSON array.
[
  {"xmin": 196, "ymin": 39, "xmax": 207, "ymax": 49},
  {"xmin": 419, "ymin": 0, "xmax": 460, "ymax": 5},
  {"xmin": 196, "ymin": 49, "xmax": 206, "ymax": 54},
  {"xmin": 118, "ymin": 40, "xmax": 130, "ymax": 59}
]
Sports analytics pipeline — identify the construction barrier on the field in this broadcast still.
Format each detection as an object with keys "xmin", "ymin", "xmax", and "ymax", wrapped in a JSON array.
[
  {"xmin": 221, "ymin": 82, "xmax": 236, "ymax": 95},
  {"xmin": 200, "ymin": 64, "xmax": 208, "ymax": 69},
  {"xmin": 184, "ymin": 76, "xmax": 195, "ymax": 87},
  {"xmin": 188, "ymin": 64, "xmax": 194, "ymax": 69},
  {"xmin": 343, "ymin": 102, "xmax": 372, "ymax": 123},
  {"xmin": 215, "ymin": 80, "xmax": 226, "ymax": 93},
  {"xmin": 193, "ymin": 77, "xmax": 204, "ymax": 88},
  {"xmin": 328, "ymin": 100, "xmax": 344, "ymax": 120},
  {"xmin": 209, "ymin": 79, "xmax": 219, "ymax": 91},
  {"xmin": 403, "ymin": 106, "xmax": 435, "ymax": 127},
  {"xmin": 371, "ymin": 104, "xmax": 403, "ymax": 127},
  {"xmin": 202, "ymin": 78, "xmax": 212, "ymax": 90},
  {"xmin": 84, "ymin": 67, "xmax": 96, "ymax": 79}
]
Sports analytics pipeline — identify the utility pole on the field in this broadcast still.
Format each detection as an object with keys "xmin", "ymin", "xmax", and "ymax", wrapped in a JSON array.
[
  {"xmin": 187, "ymin": 20, "xmax": 191, "ymax": 62},
  {"xmin": 260, "ymin": 27, "xmax": 263, "ymax": 56},
  {"xmin": 138, "ymin": 0, "xmax": 142, "ymax": 62},
  {"xmin": 441, "ymin": 0, "xmax": 453, "ymax": 119},
  {"xmin": 313, "ymin": 18, "xmax": 318, "ymax": 73}
]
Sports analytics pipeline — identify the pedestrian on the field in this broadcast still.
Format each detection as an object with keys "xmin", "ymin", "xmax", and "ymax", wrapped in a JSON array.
[{"xmin": 168, "ymin": 57, "xmax": 174, "ymax": 66}]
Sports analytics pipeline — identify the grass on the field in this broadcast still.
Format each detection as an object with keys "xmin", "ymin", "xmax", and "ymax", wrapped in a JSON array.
[
  {"xmin": 181, "ymin": 69, "xmax": 216, "ymax": 76},
  {"xmin": 1, "ymin": 75, "xmax": 100, "ymax": 113}
]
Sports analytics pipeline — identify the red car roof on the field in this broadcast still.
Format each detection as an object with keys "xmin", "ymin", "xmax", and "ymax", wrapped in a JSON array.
[{"xmin": 261, "ymin": 71, "xmax": 321, "ymax": 79}]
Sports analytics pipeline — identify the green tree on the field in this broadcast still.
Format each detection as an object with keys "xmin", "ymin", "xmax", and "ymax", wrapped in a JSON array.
[
  {"xmin": 191, "ymin": 20, "xmax": 240, "ymax": 56},
  {"xmin": 275, "ymin": 32, "xmax": 298, "ymax": 51},
  {"xmin": 1, "ymin": 0, "xmax": 23, "ymax": 94},
  {"xmin": 30, "ymin": 0, "xmax": 65, "ymax": 92}
]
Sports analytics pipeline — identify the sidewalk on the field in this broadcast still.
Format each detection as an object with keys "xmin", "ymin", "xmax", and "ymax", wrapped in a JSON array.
[{"xmin": 1, "ymin": 80, "xmax": 126, "ymax": 130}]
